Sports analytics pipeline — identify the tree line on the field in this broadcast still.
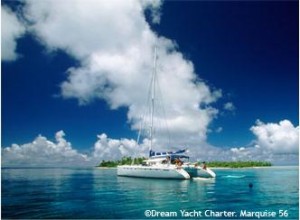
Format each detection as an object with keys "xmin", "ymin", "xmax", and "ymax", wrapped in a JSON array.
[
  {"xmin": 98, "ymin": 157, "xmax": 146, "ymax": 167},
  {"xmin": 203, "ymin": 161, "xmax": 272, "ymax": 168}
]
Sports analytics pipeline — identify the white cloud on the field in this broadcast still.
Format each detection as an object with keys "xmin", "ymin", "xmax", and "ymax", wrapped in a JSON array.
[
  {"xmin": 23, "ymin": 0, "xmax": 156, "ymax": 59},
  {"xmin": 250, "ymin": 119, "xmax": 299, "ymax": 154},
  {"xmin": 1, "ymin": 131, "xmax": 150, "ymax": 167},
  {"xmin": 2, "ymin": 131, "xmax": 89, "ymax": 167},
  {"xmin": 92, "ymin": 133, "xmax": 149, "ymax": 161},
  {"xmin": 218, "ymin": 119, "xmax": 299, "ymax": 164},
  {"xmin": 1, "ymin": 5, "xmax": 26, "ymax": 61},
  {"xmin": 2, "ymin": 126, "xmax": 298, "ymax": 167},
  {"xmin": 21, "ymin": 0, "xmax": 222, "ymax": 150},
  {"xmin": 197, "ymin": 120, "xmax": 299, "ymax": 164},
  {"xmin": 223, "ymin": 102, "xmax": 235, "ymax": 111}
]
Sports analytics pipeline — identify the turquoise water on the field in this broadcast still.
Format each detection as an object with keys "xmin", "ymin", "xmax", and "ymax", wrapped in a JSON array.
[{"xmin": 2, "ymin": 167, "xmax": 298, "ymax": 219}]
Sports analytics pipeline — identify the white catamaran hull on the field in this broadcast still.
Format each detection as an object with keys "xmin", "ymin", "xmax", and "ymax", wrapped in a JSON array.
[
  {"xmin": 117, "ymin": 164, "xmax": 216, "ymax": 179},
  {"xmin": 117, "ymin": 165, "xmax": 190, "ymax": 179}
]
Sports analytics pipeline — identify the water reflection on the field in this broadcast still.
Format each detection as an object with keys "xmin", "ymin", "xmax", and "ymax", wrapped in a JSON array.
[{"xmin": 116, "ymin": 175, "xmax": 217, "ymax": 212}]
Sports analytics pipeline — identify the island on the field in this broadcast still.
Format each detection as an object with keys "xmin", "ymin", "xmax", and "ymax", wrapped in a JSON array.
[{"xmin": 97, "ymin": 157, "xmax": 272, "ymax": 168}]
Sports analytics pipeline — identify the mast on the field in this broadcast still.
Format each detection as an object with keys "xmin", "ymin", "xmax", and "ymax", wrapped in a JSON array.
[{"xmin": 149, "ymin": 46, "xmax": 157, "ymax": 155}]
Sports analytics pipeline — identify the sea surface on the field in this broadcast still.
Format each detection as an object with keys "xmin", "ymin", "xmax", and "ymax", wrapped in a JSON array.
[{"xmin": 1, "ymin": 166, "xmax": 298, "ymax": 219}]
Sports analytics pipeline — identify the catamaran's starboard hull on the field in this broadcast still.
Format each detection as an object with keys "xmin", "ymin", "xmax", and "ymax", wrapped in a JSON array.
[
  {"xmin": 117, "ymin": 165, "xmax": 190, "ymax": 179},
  {"xmin": 182, "ymin": 166, "xmax": 216, "ymax": 178},
  {"xmin": 196, "ymin": 168, "xmax": 216, "ymax": 178}
]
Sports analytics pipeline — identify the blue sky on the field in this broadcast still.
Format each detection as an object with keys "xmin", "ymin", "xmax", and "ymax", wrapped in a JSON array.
[{"xmin": 1, "ymin": 0, "xmax": 299, "ymax": 166}]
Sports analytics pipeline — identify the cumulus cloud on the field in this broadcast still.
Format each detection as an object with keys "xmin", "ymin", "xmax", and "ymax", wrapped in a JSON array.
[
  {"xmin": 2, "ymin": 125, "xmax": 298, "ymax": 167},
  {"xmin": 250, "ymin": 119, "xmax": 299, "ymax": 154},
  {"xmin": 20, "ymin": 0, "xmax": 222, "ymax": 149},
  {"xmin": 2, "ymin": 131, "xmax": 89, "ymax": 167},
  {"xmin": 217, "ymin": 119, "xmax": 299, "ymax": 165},
  {"xmin": 22, "ymin": 0, "xmax": 158, "ymax": 60},
  {"xmin": 1, "ymin": 130, "xmax": 150, "ymax": 167},
  {"xmin": 1, "ymin": 5, "xmax": 26, "ymax": 61},
  {"xmin": 92, "ymin": 133, "xmax": 149, "ymax": 161},
  {"xmin": 198, "ymin": 120, "xmax": 299, "ymax": 165}
]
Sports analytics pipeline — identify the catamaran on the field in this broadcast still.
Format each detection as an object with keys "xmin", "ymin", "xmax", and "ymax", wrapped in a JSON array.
[{"xmin": 117, "ymin": 47, "xmax": 216, "ymax": 180}]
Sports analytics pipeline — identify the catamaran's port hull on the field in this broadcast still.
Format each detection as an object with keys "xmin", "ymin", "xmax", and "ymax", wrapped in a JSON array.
[{"xmin": 117, "ymin": 165, "xmax": 190, "ymax": 179}]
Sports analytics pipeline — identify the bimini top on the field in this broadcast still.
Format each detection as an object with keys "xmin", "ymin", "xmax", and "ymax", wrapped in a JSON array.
[{"xmin": 149, "ymin": 149, "xmax": 189, "ymax": 159}]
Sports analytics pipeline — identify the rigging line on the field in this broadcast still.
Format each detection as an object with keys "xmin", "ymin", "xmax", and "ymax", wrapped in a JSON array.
[
  {"xmin": 146, "ymin": 62, "xmax": 154, "ymax": 140},
  {"xmin": 149, "ymin": 46, "xmax": 157, "ymax": 153},
  {"xmin": 155, "ymin": 70, "xmax": 171, "ymax": 148},
  {"xmin": 132, "ymin": 67, "xmax": 153, "ymax": 164},
  {"xmin": 136, "ymin": 51, "xmax": 156, "ymax": 145}
]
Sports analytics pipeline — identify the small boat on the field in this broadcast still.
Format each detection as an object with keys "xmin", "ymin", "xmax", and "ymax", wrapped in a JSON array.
[{"xmin": 117, "ymin": 47, "xmax": 216, "ymax": 180}]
